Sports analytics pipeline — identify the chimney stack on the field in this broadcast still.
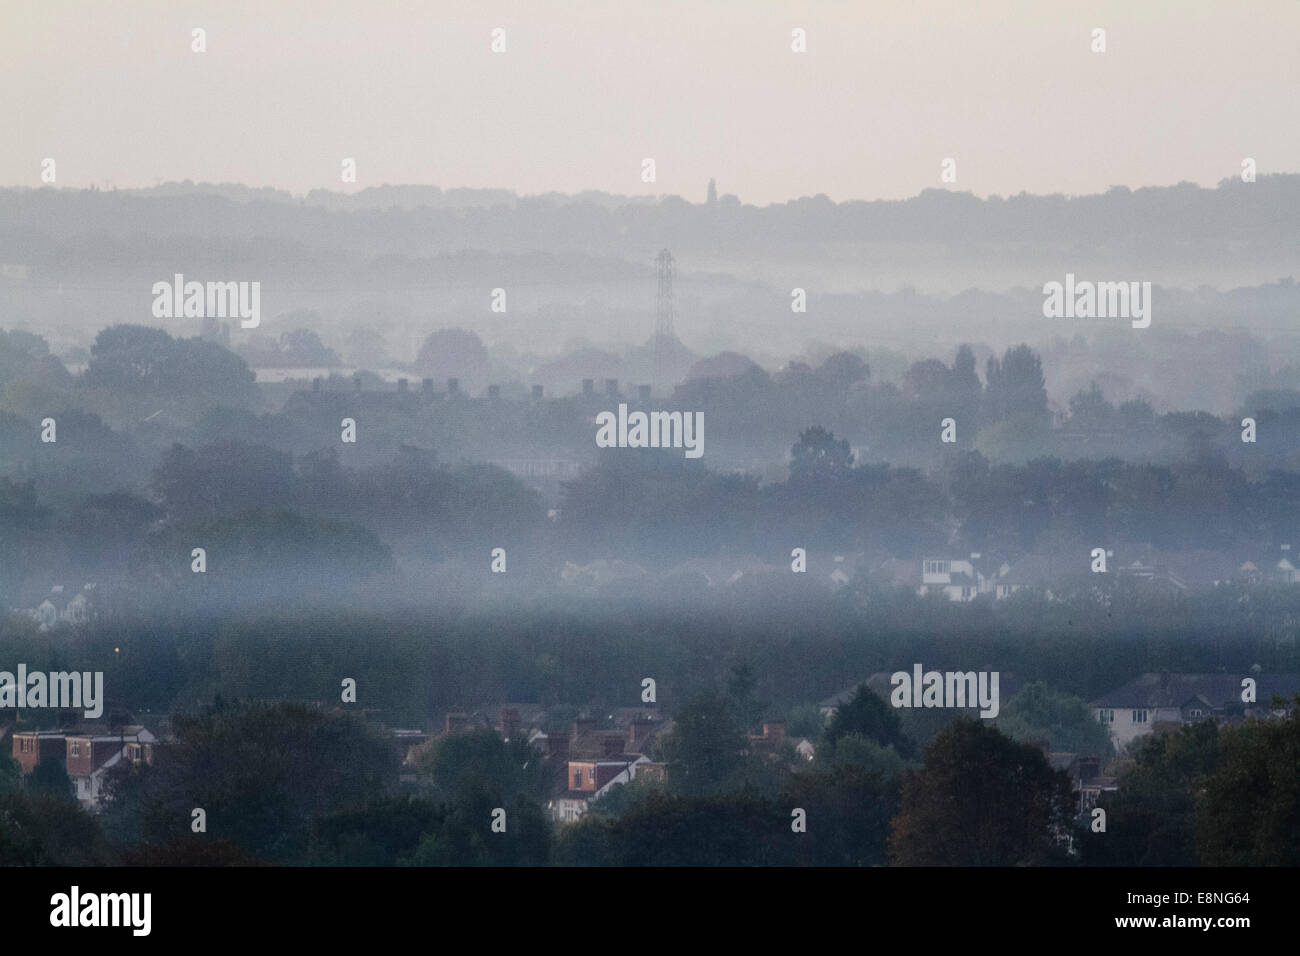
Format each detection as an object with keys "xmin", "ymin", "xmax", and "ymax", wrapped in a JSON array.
[
  {"xmin": 447, "ymin": 377, "xmax": 460, "ymax": 397},
  {"xmin": 422, "ymin": 378, "xmax": 433, "ymax": 396},
  {"xmin": 605, "ymin": 378, "xmax": 618, "ymax": 398},
  {"xmin": 638, "ymin": 384, "xmax": 651, "ymax": 402},
  {"xmin": 532, "ymin": 384, "xmax": 543, "ymax": 401},
  {"xmin": 487, "ymin": 384, "xmax": 501, "ymax": 401},
  {"xmin": 499, "ymin": 707, "xmax": 520, "ymax": 737},
  {"xmin": 628, "ymin": 716, "xmax": 656, "ymax": 745},
  {"xmin": 397, "ymin": 377, "xmax": 409, "ymax": 394},
  {"xmin": 354, "ymin": 374, "xmax": 362, "ymax": 392},
  {"xmin": 582, "ymin": 378, "xmax": 594, "ymax": 397},
  {"xmin": 312, "ymin": 377, "xmax": 322, "ymax": 392},
  {"xmin": 444, "ymin": 712, "xmax": 469, "ymax": 734}
]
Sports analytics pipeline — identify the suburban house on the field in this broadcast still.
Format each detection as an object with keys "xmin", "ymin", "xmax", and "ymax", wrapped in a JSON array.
[
  {"xmin": 1092, "ymin": 672, "xmax": 1300, "ymax": 751},
  {"xmin": 918, "ymin": 555, "xmax": 989, "ymax": 602},
  {"xmin": 746, "ymin": 720, "xmax": 815, "ymax": 762},
  {"xmin": 552, "ymin": 754, "xmax": 651, "ymax": 822},
  {"xmin": 1046, "ymin": 751, "xmax": 1116, "ymax": 816},
  {"xmin": 1114, "ymin": 547, "xmax": 1245, "ymax": 591},
  {"xmin": 910, "ymin": 547, "xmax": 1256, "ymax": 604},
  {"xmin": 1236, "ymin": 547, "xmax": 1300, "ymax": 586},
  {"xmin": 1273, "ymin": 551, "xmax": 1300, "ymax": 583},
  {"xmin": 12, "ymin": 730, "xmax": 67, "ymax": 773},
  {"xmin": 916, "ymin": 553, "xmax": 1055, "ymax": 602},
  {"xmin": 11, "ymin": 724, "xmax": 157, "ymax": 809},
  {"xmin": 65, "ymin": 727, "xmax": 157, "ymax": 807},
  {"xmin": 547, "ymin": 713, "xmax": 666, "ymax": 823},
  {"xmin": 20, "ymin": 584, "xmax": 99, "ymax": 631}
]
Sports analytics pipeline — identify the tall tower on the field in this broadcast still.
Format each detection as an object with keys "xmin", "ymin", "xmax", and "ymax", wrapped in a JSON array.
[{"xmin": 654, "ymin": 249, "xmax": 675, "ymax": 392}]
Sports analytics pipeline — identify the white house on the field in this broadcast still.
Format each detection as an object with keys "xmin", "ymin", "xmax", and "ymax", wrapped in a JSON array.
[
  {"xmin": 918, "ymin": 555, "xmax": 1003, "ymax": 602},
  {"xmin": 1093, "ymin": 672, "xmax": 1300, "ymax": 751},
  {"xmin": 23, "ymin": 584, "xmax": 98, "ymax": 631}
]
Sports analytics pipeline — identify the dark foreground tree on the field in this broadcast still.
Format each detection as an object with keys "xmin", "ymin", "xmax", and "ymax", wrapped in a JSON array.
[
  {"xmin": 889, "ymin": 718, "xmax": 1074, "ymax": 865},
  {"xmin": 1078, "ymin": 720, "xmax": 1221, "ymax": 867},
  {"xmin": 824, "ymin": 684, "xmax": 913, "ymax": 757},
  {"xmin": 104, "ymin": 701, "xmax": 399, "ymax": 863},
  {"xmin": 659, "ymin": 689, "xmax": 747, "ymax": 796},
  {"xmin": 1197, "ymin": 698, "xmax": 1300, "ymax": 865}
]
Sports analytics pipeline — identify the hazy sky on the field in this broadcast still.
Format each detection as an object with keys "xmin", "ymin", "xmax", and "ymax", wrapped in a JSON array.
[{"xmin": 4, "ymin": 0, "xmax": 1298, "ymax": 204}]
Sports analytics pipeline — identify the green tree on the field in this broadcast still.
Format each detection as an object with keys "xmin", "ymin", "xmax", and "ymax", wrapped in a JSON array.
[
  {"xmin": 996, "ymin": 681, "xmax": 1113, "ymax": 761},
  {"xmin": 784, "ymin": 703, "xmax": 826, "ymax": 740},
  {"xmin": 824, "ymin": 733, "xmax": 908, "ymax": 780},
  {"xmin": 1079, "ymin": 720, "xmax": 1222, "ymax": 866},
  {"xmin": 85, "ymin": 324, "xmax": 254, "ymax": 399},
  {"xmin": 789, "ymin": 426, "xmax": 854, "ymax": 485},
  {"xmin": 0, "ymin": 789, "xmax": 110, "ymax": 865},
  {"xmin": 1197, "ymin": 698, "xmax": 1300, "ymax": 865},
  {"xmin": 125, "ymin": 701, "xmax": 399, "ymax": 863},
  {"xmin": 659, "ymin": 689, "xmax": 747, "ymax": 797},
  {"xmin": 824, "ymin": 684, "xmax": 913, "ymax": 757},
  {"xmin": 889, "ymin": 718, "xmax": 1074, "ymax": 865},
  {"xmin": 416, "ymin": 728, "xmax": 545, "ymax": 805},
  {"xmin": 26, "ymin": 758, "xmax": 75, "ymax": 801},
  {"xmin": 591, "ymin": 790, "xmax": 785, "ymax": 866},
  {"xmin": 984, "ymin": 344, "xmax": 1048, "ymax": 425},
  {"xmin": 0, "ymin": 476, "xmax": 49, "ymax": 603},
  {"xmin": 726, "ymin": 662, "xmax": 766, "ymax": 733},
  {"xmin": 409, "ymin": 789, "xmax": 549, "ymax": 866},
  {"xmin": 784, "ymin": 764, "xmax": 897, "ymax": 866}
]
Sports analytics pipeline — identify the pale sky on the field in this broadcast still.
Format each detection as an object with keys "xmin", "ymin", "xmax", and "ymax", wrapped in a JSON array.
[{"xmin": 3, "ymin": 0, "xmax": 1297, "ymax": 204}]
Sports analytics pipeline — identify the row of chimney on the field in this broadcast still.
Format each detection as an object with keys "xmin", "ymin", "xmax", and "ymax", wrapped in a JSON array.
[
  {"xmin": 441, "ymin": 710, "xmax": 658, "ymax": 760},
  {"xmin": 311, "ymin": 376, "xmax": 654, "ymax": 402}
]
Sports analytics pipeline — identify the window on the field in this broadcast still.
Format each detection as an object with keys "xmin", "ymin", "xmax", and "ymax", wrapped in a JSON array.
[
  {"xmin": 70, "ymin": 742, "xmax": 80, "ymax": 757},
  {"xmin": 1098, "ymin": 709, "xmax": 1114, "ymax": 723},
  {"xmin": 573, "ymin": 769, "xmax": 581, "ymax": 788},
  {"xmin": 1132, "ymin": 709, "xmax": 1147, "ymax": 723},
  {"xmin": 587, "ymin": 768, "xmax": 595, "ymax": 783},
  {"xmin": 1189, "ymin": 708, "xmax": 1202, "ymax": 719}
]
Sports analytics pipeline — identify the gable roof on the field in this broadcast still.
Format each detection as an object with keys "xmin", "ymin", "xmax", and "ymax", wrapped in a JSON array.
[{"xmin": 1092, "ymin": 673, "xmax": 1300, "ymax": 709}]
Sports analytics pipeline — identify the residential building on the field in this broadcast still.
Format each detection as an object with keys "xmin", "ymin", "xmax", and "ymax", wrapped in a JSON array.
[
  {"xmin": 11, "ymin": 725, "xmax": 157, "ymax": 810},
  {"xmin": 547, "ymin": 713, "xmax": 667, "ymax": 823},
  {"xmin": 1092, "ymin": 672, "xmax": 1300, "ymax": 751},
  {"xmin": 65, "ymin": 727, "xmax": 156, "ymax": 808},
  {"xmin": 21, "ymin": 584, "xmax": 99, "ymax": 631},
  {"xmin": 12, "ymin": 730, "xmax": 67, "ymax": 774}
]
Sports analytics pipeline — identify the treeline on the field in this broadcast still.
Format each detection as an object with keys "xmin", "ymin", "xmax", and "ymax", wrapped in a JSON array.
[
  {"xmin": 12, "ymin": 324, "xmax": 1300, "ymax": 489},
  {"xmin": 4, "ymin": 572, "xmax": 1299, "ymax": 730},
  {"xmin": 12, "ymin": 415, "xmax": 1300, "ymax": 611},
  {"xmin": 5, "ymin": 176, "xmax": 1296, "ymax": 259},
  {"xmin": 4, "ymin": 691, "xmax": 1294, "ymax": 866}
]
